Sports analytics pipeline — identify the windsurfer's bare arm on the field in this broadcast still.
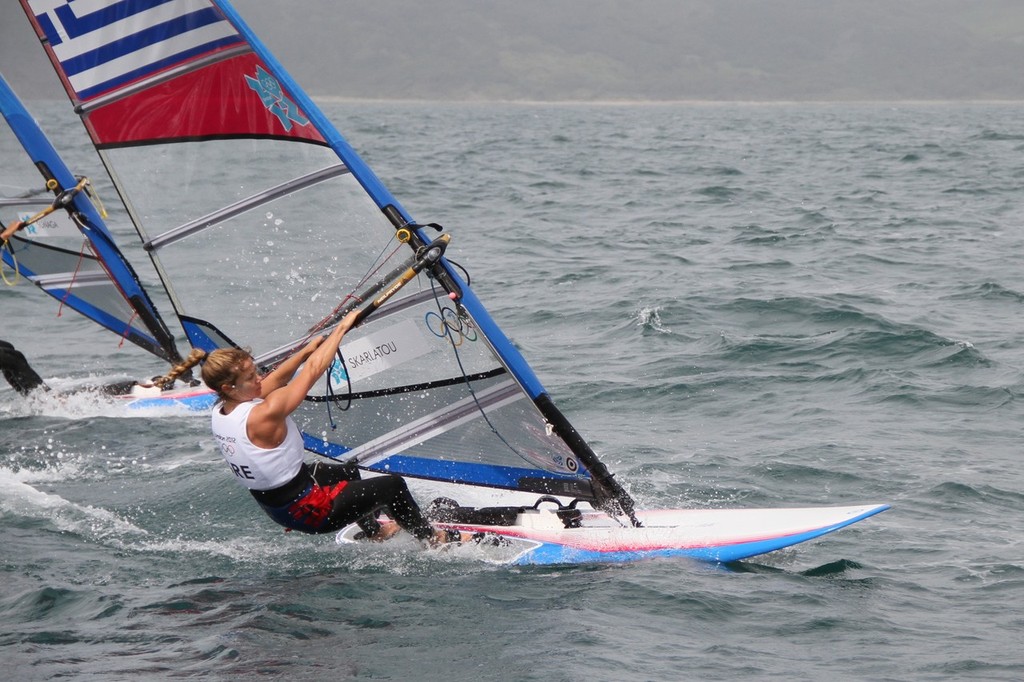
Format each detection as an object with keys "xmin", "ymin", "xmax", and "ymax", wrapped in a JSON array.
[
  {"xmin": 257, "ymin": 338, "xmax": 324, "ymax": 397},
  {"xmin": 1, "ymin": 220, "xmax": 25, "ymax": 242},
  {"xmin": 247, "ymin": 310, "xmax": 359, "ymax": 445}
]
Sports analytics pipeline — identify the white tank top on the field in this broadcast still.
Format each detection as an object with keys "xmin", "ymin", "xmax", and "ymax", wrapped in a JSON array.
[{"xmin": 211, "ymin": 399, "xmax": 305, "ymax": 491}]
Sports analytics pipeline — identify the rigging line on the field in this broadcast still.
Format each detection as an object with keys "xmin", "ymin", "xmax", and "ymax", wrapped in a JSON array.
[
  {"xmin": 318, "ymin": 237, "xmax": 448, "ymax": 435},
  {"xmin": 56, "ymin": 239, "xmax": 89, "ymax": 319},
  {"xmin": 0, "ymin": 240, "xmax": 19, "ymax": 286},
  {"xmin": 322, "ymin": 348, "xmax": 354, "ymax": 430},
  {"xmin": 311, "ymin": 236, "xmax": 401, "ymax": 427},
  {"xmin": 445, "ymin": 258, "xmax": 471, "ymax": 286},
  {"xmin": 259, "ymin": 250, "xmax": 429, "ymax": 376},
  {"xmin": 307, "ymin": 237, "xmax": 404, "ymax": 338},
  {"xmin": 118, "ymin": 310, "xmax": 140, "ymax": 349},
  {"xmin": 69, "ymin": 211, "xmax": 132, "ymax": 307},
  {"xmin": 304, "ymin": 367, "xmax": 506, "ymax": 403},
  {"xmin": 80, "ymin": 177, "xmax": 107, "ymax": 219},
  {"xmin": 243, "ymin": 235, "xmax": 405, "ymax": 384},
  {"xmin": 305, "ymin": 236, "xmax": 408, "ymax": 425},
  {"xmin": 428, "ymin": 278, "xmax": 532, "ymax": 465}
]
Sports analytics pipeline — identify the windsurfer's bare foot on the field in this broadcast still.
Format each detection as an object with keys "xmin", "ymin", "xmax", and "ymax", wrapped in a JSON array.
[
  {"xmin": 369, "ymin": 520, "xmax": 401, "ymax": 542},
  {"xmin": 428, "ymin": 528, "xmax": 473, "ymax": 547},
  {"xmin": 354, "ymin": 519, "xmax": 401, "ymax": 542}
]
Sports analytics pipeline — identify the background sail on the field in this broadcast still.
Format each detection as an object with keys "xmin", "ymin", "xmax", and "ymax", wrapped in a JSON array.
[
  {"xmin": 18, "ymin": 0, "xmax": 634, "ymax": 510},
  {"xmin": 0, "ymin": 72, "xmax": 183, "ymax": 364}
]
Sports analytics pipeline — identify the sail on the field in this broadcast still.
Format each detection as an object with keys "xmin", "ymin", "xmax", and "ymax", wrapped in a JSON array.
[
  {"xmin": 0, "ymin": 72, "xmax": 183, "ymax": 364},
  {"xmin": 18, "ymin": 0, "xmax": 638, "ymax": 518}
]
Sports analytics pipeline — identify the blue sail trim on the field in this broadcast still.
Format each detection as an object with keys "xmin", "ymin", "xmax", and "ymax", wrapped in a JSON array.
[
  {"xmin": 301, "ymin": 433, "xmax": 589, "ymax": 490},
  {"xmin": 34, "ymin": 2, "xmax": 243, "ymax": 101},
  {"xmin": 76, "ymin": 37, "xmax": 243, "ymax": 101},
  {"xmin": 0, "ymin": 250, "xmax": 164, "ymax": 352},
  {"xmin": 49, "ymin": 4, "xmax": 222, "ymax": 45},
  {"xmin": 181, "ymin": 317, "xmax": 227, "ymax": 352}
]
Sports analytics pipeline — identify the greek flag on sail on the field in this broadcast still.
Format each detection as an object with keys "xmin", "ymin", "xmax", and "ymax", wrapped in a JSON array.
[{"xmin": 27, "ymin": 0, "xmax": 242, "ymax": 101}]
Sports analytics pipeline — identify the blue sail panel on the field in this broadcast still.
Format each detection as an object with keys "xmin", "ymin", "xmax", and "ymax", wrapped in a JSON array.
[
  {"xmin": 0, "ymin": 237, "xmax": 168, "ymax": 357},
  {"xmin": 0, "ymin": 70, "xmax": 183, "ymax": 363},
  {"xmin": 26, "ymin": 0, "xmax": 244, "ymax": 103}
]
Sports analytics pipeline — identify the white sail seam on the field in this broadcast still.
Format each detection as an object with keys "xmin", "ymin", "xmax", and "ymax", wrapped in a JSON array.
[{"xmin": 32, "ymin": 271, "xmax": 110, "ymax": 288}]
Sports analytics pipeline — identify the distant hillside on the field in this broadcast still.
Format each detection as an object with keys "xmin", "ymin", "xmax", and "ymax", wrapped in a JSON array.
[
  {"xmin": 234, "ymin": 0, "xmax": 1024, "ymax": 102},
  {"xmin": 3, "ymin": 0, "xmax": 1024, "ymax": 102}
]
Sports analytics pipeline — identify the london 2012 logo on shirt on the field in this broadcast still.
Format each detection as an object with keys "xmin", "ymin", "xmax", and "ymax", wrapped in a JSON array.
[{"xmin": 244, "ymin": 66, "xmax": 310, "ymax": 132}]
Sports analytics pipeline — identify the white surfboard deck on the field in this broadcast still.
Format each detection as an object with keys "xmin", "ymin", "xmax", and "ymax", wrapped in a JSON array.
[{"xmin": 337, "ymin": 502, "xmax": 890, "ymax": 565}]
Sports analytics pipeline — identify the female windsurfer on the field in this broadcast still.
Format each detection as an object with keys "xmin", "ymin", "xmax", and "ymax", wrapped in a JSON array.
[{"xmin": 201, "ymin": 311, "xmax": 463, "ymax": 545}]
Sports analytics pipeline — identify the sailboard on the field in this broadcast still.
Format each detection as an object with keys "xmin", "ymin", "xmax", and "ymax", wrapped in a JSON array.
[
  {"xmin": 15, "ymin": 0, "xmax": 889, "ymax": 565},
  {"xmin": 0, "ymin": 72, "xmax": 214, "ymax": 409},
  {"xmin": 339, "ymin": 503, "xmax": 890, "ymax": 566}
]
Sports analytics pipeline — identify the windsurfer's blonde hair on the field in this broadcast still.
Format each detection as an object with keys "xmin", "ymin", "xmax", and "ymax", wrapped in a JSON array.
[
  {"xmin": 150, "ymin": 348, "xmax": 207, "ymax": 390},
  {"xmin": 201, "ymin": 347, "xmax": 253, "ymax": 400}
]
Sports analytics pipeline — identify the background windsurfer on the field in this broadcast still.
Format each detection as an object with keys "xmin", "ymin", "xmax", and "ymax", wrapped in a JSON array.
[
  {"xmin": 0, "ymin": 339, "xmax": 204, "ymax": 398},
  {"xmin": 0, "ymin": 339, "xmax": 48, "ymax": 395},
  {"xmin": 202, "ymin": 311, "xmax": 467, "ymax": 545}
]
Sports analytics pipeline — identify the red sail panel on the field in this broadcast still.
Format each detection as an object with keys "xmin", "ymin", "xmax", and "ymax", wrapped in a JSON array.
[{"xmin": 84, "ymin": 53, "xmax": 326, "ymax": 147}]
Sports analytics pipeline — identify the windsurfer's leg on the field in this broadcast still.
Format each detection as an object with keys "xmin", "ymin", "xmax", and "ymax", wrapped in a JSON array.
[
  {"xmin": 327, "ymin": 475, "xmax": 436, "ymax": 541},
  {"xmin": 308, "ymin": 460, "xmax": 382, "ymax": 536},
  {"xmin": 0, "ymin": 341, "xmax": 48, "ymax": 395}
]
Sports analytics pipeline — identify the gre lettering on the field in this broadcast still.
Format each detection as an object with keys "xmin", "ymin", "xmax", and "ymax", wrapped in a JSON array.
[{"xmin": 230, "ymin": 462, "xmax": 256, "ymax": 480}]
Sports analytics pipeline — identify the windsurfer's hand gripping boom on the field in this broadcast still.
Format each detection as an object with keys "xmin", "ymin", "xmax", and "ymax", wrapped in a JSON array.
[{"xmin": 0, "ymin": 220, "xmax": 25, "ymax": 242}]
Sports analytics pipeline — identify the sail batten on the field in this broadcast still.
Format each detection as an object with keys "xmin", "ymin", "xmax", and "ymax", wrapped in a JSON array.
[
  {"xmin": 144, "ymin": 163, "xmax": 351, "ymax": 251},
  {"xmin": 33, "ymin": 270, "xmax": 112, "ymax": 288},
  {"xmin": 305, "ymin": 368, "xmax": 508, "ymax": 403},
  {"xmin": 79, "ymin": 44, "xmax": 251, "ymax": 113}
]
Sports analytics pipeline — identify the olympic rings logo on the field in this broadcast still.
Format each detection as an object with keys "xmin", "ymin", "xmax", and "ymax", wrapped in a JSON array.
[{"xmin": 425, "ymin": 306, "xmax": 478, "ymax": 347}]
